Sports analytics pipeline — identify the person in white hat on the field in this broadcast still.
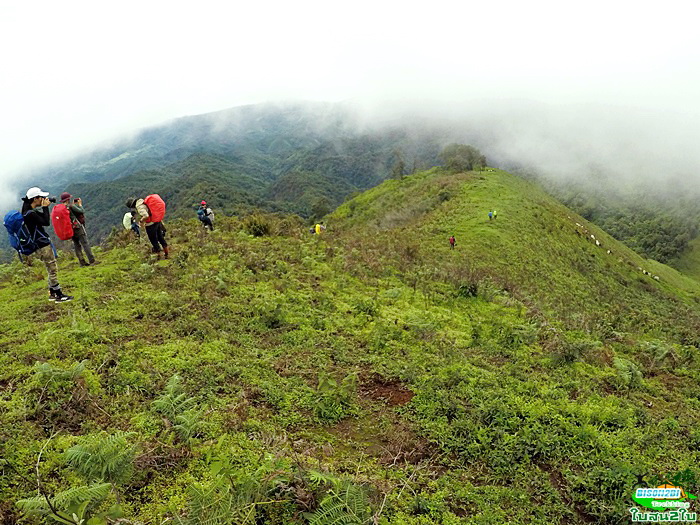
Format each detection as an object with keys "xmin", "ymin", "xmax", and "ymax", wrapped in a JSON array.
[{"xmin": 21, "ymin": 187, "xmax": 74, "ymax": 302}]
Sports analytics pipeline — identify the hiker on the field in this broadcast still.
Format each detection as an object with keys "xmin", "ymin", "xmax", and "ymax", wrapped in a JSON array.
[
  {"xmin": 197, "ymin": 201, "xmax": 214, "ymax": 231},
  {"xmin": 59, "ymin": 192, "xmax": 96, "ymax": 266},
  {"xmin": 19, "ymin": 187, "xmax": 73, "ymax": 302},
  {"xmin": 449, "ymin": 235, "xmax": 456, "ymax": 249},
  {"xmin": 493, "ymin": 210, "xmax": 498, "ymax": 219},
  {"xmin": 315, "ymin": 222, "xmax": 326, "ymax": 235},
  {"xmin": 488, "ymin": 211, "xmax": 493, "ymax": 220},
  {"xmin": 125, "ymin": 195, "xmax": 169, "ymax": 259}
]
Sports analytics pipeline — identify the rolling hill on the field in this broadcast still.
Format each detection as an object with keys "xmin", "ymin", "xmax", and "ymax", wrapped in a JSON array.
[{"xmin": 2, "ymin": 168, "xmax": 699, "ymax": 524}]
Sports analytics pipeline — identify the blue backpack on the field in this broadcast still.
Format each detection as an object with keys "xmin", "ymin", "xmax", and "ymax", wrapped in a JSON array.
[{"xmin": 3, "ymin": 210, "xmax": 50, "ymax": 259}]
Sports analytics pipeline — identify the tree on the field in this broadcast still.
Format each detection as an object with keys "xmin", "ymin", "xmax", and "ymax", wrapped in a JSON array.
[
  {"xmin": 439, "ymin": 144, "xmax": 485, "ymax": 173},
  {"xmin": 391, "ymin": 150, "xmax": 406, "ymax": 180},
  {"xmin": 311, "ymin": 196, "xmax": 332, "ymax": 221}
]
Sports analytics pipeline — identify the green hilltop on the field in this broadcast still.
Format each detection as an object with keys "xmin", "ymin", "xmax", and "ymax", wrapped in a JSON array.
[{"xmin": 1, "ymin": 168, "xmax": 700, "ymax": 524}]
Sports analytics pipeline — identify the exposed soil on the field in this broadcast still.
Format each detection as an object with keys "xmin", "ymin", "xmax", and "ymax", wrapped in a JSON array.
[{"xmin": 359, "ymin": 375, "xmax": 414, "ymax": 406}]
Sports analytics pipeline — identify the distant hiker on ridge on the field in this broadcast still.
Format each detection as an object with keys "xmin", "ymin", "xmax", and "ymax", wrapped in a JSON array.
[
  {"xmin": 125, "ymin": 194, "xmax": 169, "ymax": 259},
  {"xmin": 3, "ymin": 187, "xmax": 74, "ymax": 302},
  {"xmin": 57, "ymin": 192, "xmax": 96, "ymax": 266},
  {"xmin": 197, "ymin": 200, "xmax": 214, "ymax": 231},
  {"xmin": 449, "ymin": 235, "xmax": 456, "ymax": 249},
  {"xmin": 488, "ymin": 211, "xmax": 493, "ymax": 220}
]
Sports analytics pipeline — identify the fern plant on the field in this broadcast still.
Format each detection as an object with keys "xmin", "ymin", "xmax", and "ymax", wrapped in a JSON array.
[
  {"xmin": 173, "ymin": 409, "xmax": 203, "ymax": 442},
  {"xmin": 34, "ymin": 360, "xmax": 87, "ymax": 383},
  {"xmin": 174, "ymin": 467, "xmax": 272, "ymax": 525},
  {"xmin": 153, "ymin": 375, "xmax": 197, "ymax": 420},
  {"xmin": 153, "ymin": 375, "xmax": 202, "ymax": 443},
  {"xmin": 613, "ymin": 357, "xmax": 643, "ymax": 390},
  {"xmin": 16, "ymin": 482, "xmax": 121, "ymax": 524},
  {"xmin": 65, "ymin": 431, "xmax": 137, "ymax": 485},
  {"xmin": 308, "ymin": 481, "xmax": 372, "ymax": 525}
]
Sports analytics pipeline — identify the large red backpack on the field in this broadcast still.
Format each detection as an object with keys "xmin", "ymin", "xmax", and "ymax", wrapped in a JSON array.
[
  {"xmin": 143, "ymin": 194, "xmax": 166, "ymax": 223},
  {"xmin": 51, "ymin": 204, "xmax": 74, "ymax": 240}
]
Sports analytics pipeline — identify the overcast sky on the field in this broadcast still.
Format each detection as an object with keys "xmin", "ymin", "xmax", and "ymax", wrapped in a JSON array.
[{"xmin": 1, "ymin": 0, "xmax": 699, "ymax": 199}]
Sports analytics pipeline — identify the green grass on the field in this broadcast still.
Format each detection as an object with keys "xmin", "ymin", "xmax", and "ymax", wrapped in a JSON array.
[{"xmin": 1, "ymin": 170, "xmax": 700, "ymax": 524}]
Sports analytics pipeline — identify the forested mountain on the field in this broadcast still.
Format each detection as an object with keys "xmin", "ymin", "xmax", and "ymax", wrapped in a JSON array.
[
  {"xmin": 519, "ymin": 171, "xmax": 700, "ymax": 272},
  {"xmin": 2, "ymin": 168, "xmax": 699, "ymax": 523},
  {"xmin": 12, "ymin": 103, "xmax": 442, "ymax": 242},
  {"xmin": 6, "ymin": 102, "xmax": 700, "ymax": 278}
]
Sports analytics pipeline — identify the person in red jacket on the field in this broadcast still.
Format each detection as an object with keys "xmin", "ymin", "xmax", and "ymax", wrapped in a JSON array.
[
  {"xmin": 60, "ymin": 192, "xmax": 96, "ymax": 266},
  {"xmin": 449, "ymin": 235, "xmax": 456, "ymax": 249}
]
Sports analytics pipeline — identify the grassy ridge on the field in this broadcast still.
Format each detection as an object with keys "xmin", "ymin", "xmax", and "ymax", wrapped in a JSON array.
[
  {"xmin": 1, "ymin": 170, "xmax": 700, "ymax": 523},
  {"xmin": 332, "ymin": 169, "xmax": 700, "ymax": 339}
]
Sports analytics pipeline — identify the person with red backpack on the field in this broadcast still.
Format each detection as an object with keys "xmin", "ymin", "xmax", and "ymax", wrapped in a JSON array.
[
  {"xmin": 18, "ymin": 187, "xmax": 73, "ymax": 302},
  {"xmin": 57, "ymin": 192, "xmax": 96, "ymax": 266},
  {"xmin": 125, "ymin": 195, "xmax": 169, "ymax": 259}
]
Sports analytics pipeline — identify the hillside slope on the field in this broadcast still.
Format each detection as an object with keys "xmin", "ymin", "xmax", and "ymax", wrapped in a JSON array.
[
  {"xmin": 1, "ymin": 171, "xmax": 700, "ymax": 524},
  {"xmin": 331, "ymin": 168, "xmax": 700, "ymax": 341},
  {"xmin": 674, "ymin": 237, "xmax": 700, "ymax": 282}
]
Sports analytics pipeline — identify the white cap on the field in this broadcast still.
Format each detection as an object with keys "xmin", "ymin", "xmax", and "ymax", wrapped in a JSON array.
[{"xmin": 26, "ymin": 187, "xmax": 50, "ymax": 199}]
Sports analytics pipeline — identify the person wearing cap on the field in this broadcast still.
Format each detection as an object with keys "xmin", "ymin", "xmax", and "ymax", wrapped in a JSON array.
[
  {"xmin": 60, "ymin": 192, "xmax": 96, "ymax": 267},
  {"xmin": 125, "ymin": 197, "xmax": 169, "ymax": 258},
  {"xmin": 197, "ymin": 200, "xmax": 214, "ymax": 231},
  {"xmin": 21, "ymin": 187, "xmax": 73, "ymax": 302}
]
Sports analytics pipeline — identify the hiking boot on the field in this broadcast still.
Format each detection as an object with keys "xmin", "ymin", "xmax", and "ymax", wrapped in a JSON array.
[
  {"xmin": 163, "ymin": 247, "xmax": 170, "ymax": 259},
  {"xmin": 79, "ymin": 261, "xmax": 89, "ymax": 267},
  {"xmin": 49, "ymin": 289, "xmax": 57, "ymax": 302},
  {"xmin": 54, "ymin": 289, "xmax": 74, "ymax": 303}
]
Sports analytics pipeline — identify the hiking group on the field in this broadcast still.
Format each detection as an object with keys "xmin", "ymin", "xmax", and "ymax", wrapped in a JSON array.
[
  {"xmin": 448, "ymin": 209, "xmax": 499, "ymax": 248},
  {"xmin": 2, "ymin": 187, "xmax": 99, "ymax": 302},
  {"xmin": 3, "ymin": 187, "xmax": 177, "ymax": 302}
]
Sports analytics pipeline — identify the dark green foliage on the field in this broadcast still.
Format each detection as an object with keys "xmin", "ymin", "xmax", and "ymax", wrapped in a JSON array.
[
  {"xmin": 243, "ymin": 214, "xmax": 272, "ymax": 237},
  {"xmin": 439, "ymin": 143, "xmax": 486, "ymax": 172},
  {"xmin": 526, "ymin": 171, "xmax": 700, "ymax": 265},
  {"xmin": 552, "ymin": 336, "xmax": 600, "ymax": 364}
]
